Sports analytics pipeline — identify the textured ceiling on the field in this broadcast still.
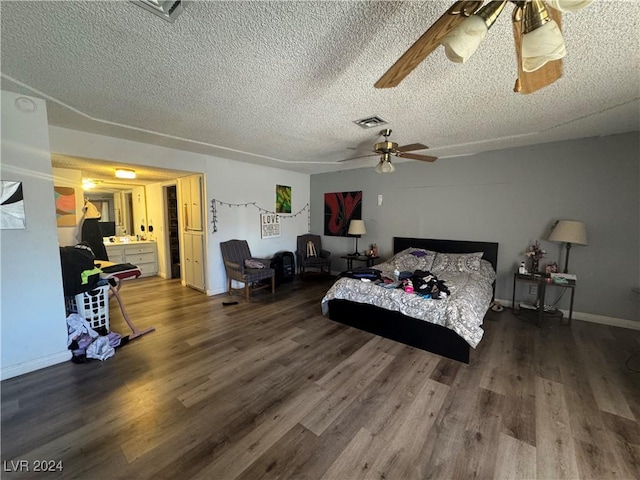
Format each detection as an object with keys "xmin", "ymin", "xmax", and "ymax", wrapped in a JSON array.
[{"xmin": 1, "ymin": 1, "xmax": 639, "ymax": 176}]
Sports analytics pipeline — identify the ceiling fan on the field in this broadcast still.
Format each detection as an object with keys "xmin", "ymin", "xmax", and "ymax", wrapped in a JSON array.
[
  {"xmin": 374, "ymin": 0, "xmax": 593, "ymax": 94},
  {"xmin": 340, "ymin": 129, "xmax": 437, "ymax": 173}
]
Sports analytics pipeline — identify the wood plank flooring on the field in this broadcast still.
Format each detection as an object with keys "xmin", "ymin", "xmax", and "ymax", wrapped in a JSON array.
[{"xmin": 2, "ymin": 276, "xmax": 639, "ymax": 479}]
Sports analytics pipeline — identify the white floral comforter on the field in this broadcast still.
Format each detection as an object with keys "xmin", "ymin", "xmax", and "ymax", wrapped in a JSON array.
[{"xmin": 321, "ymin": 260, "xmax": 496, "ymax": 348}]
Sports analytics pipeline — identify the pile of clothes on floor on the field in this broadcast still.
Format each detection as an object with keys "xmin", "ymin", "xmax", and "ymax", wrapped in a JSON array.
[{"xmin": 66, "ymin": 314, "xmax": 128, "ymax": 363}]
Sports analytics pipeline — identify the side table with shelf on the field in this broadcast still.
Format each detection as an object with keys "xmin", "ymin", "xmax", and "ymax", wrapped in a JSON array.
[
  {"xmin": 512, "ymin": 272, "xmax": 576, "ymax": 326},
  {"xmin": 341, "ymin": 255, "xmax": 380, "ymax": 269}
]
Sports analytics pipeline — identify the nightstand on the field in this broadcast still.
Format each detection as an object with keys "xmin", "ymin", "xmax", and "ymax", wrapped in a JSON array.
[
  {"xmin": 511, "ymin": 272, "xmax": 576, "ymax": 326},
  {"xmin": 341, "ymin": 255, "xmax": 380, "ymax": 269}
]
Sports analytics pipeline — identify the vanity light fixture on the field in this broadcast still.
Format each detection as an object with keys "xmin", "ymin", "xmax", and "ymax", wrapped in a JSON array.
[
  {"xmin": 82, "ymin": 179, "xmax": 97, "ymax": 190},
  {"xmin": 115, "ymin": 168, "xmax": 136, "ymax": 179}
]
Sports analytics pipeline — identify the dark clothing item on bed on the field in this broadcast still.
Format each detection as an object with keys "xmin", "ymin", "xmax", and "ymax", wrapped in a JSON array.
[
  {"xmin": 337, "ymin": 268, "xmax": 382, "ymax": 281},
  {"xmin": 409, "ymin": 270, "xmax": 450, "ymax": 299}
]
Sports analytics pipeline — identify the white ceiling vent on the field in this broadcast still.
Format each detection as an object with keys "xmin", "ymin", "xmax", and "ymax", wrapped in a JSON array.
[
  {"xmin": 353, "ymin": 115, "xmax": 388, "ymax": 129},
  {"xmin": 131, "ymin": 0, "xmax": 186, "ymax": 23}
]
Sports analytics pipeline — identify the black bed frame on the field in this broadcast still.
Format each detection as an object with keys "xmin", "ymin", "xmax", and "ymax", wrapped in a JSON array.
[{"xmin": 328, "ymin": 237, "xmax": 499, "ymax": 363}]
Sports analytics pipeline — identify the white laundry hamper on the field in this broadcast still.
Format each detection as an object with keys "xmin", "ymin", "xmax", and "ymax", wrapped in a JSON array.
[{"xmin": 65, "ymin": 284, "xmax": 110, "ymax": 332}]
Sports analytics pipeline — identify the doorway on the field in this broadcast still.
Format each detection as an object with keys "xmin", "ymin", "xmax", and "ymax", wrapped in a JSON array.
[{"xmin": 165, "ymin": 185, "xmax": 181, "ymax": 279}]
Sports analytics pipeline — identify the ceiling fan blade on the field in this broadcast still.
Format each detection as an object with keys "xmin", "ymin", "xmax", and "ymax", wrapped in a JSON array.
[
  {"xmin": 396, "ymin": 143, "xmax": 429, "ymax": 152},
  {"xmin": 512, "ymin": 4, "xmax": 563, "ymax": 94},
  {"xmin": 396, "ymin": 152, "xmax": 438, "ymax": 162},
  {"xmin": 337, "ymin": 153, "xmax": 377, "ymax": 162},
  {"xmin": 375, "ymin": 1, "xmax": 483, "ymax": 89}
]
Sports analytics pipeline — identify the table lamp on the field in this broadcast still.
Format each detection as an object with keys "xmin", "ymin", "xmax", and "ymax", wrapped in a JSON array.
[
  {"xmin": 347, "ymin": 220, "xmax": 366, "ymax": 256},
  {"xmin": 548, "ymin": 220, "xmax": 588, "ymax": 273}
]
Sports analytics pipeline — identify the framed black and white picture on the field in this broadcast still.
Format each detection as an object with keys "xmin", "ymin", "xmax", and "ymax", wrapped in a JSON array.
[
  {"xmin": 0, "ymin": 180, "xmax": 26, "ymax": 229},
  {"xmin": 260, "ymin": 213, "xmax": 281, "ymax": 238}
]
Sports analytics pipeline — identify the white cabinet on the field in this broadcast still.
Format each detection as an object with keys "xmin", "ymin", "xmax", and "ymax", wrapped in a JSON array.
[
  {"xmin": 180, "ymin": 175, "xmax": 203, "ymax": 232},
  {"xmin": 105, "ymin": 244, "xmax": 125, "ymax": 264},
  {"xmin": 183, "ymin": 233, "xmax": 205, "ymax": 291},
  {"xmin": 105, "ymin": 241, "xmax": 158, "ymax": 277},
  {"xmin": 131, "ymin": 186, "xmax": 148, "ymax": 237}
]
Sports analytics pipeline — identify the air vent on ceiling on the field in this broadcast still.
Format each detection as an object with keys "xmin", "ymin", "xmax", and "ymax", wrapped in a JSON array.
[
  {"xmin": 131, "ymin": 0, "xmax": 186, "ymax": 23},
  {"xmin": 353, "ymin": 115, "xmax": 388, "ymax": 129}
]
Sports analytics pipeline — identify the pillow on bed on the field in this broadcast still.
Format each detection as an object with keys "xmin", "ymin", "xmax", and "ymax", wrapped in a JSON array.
[
  {"xmin": 389, "ymin": 248, "xmax": 437, "ymax": 272},
  {"xmin": 431, "ymin": 252, "xmax": 483, "ymax": 273},
  {"xmin": 477, "ymin": 259, "xmax": 497, "ymax": 282}
]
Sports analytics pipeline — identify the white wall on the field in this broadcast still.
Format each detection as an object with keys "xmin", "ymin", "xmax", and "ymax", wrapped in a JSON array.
[
  {"xmin": 1, "ymin": 118, "xmax": 310, "ymax": 378},
  {"xmin": 48, "ymin": 127, "xmax": 311, "ymax": 296},
  {"xmin": 311, "ymin": 132, "xmax": 640, "ymax": 325},
  {"xmin": 205, "ymin": 159, "xmax": 310, "ymax": 295},
  {"xmin": 1, "ymin": 92, "xmax": 69, "ymax": 379},
  {"xmin": 52, "ymin": 167, "xmax": 84, "ymax": 246}
]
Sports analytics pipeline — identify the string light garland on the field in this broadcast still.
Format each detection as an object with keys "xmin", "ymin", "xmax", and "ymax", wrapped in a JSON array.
[{"xmin": 210, "ymin": 199, "xmax": 310, "ymax": 233}]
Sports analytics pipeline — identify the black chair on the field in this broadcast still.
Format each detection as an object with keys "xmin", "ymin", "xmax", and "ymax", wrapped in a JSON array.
[
  {"xmin": 296, "ymin": 234, "xmax": 331, "ymax": 278},
  {"xmin": 220, "ymin": 239, "xmax": 275, "ymax": 301}
]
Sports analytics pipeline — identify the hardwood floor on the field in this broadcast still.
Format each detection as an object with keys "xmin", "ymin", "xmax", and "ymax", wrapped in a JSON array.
[{"xmin": 2, "ymin": 276, "xmax": 639, "ymax": 479}]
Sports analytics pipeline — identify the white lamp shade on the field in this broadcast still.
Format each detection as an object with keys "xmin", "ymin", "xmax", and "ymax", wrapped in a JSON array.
[
  {"xmin": 441, "ymin": 15, "xmax": 488, "ymax": 63},
  {"xmin": 348, "ymin": 219, "xmax": 366, "ymax": 236},
  {"xmin": 548, "ymin": 220, "xmax": 588, "ymax": 245},
  {"xmin": 545, "ymin": 0, "xmax": 593, "ymax": 13},
  {"xmin": 521, "ymin": 19, "xmax": 566, "ymax": 72}
]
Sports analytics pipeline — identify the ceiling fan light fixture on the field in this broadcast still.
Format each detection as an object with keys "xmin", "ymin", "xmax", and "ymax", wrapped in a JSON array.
[
  {"xmin": 441, "ymin": 15, "xmax": 487, "ymax": 63},
  {"xmin": 375, "ymin": 155, "xmax": 395, "ymax": 174},
  {"xmin": 440, "ymin": 1, "xmax": 507, "ymax": 64},
  {"xmin": 544, "ymin": 0, "xmax": 594, "ymax": 13},
  {"xmin": 522, "ymin": 18, "xmax": 566, "ymax": 72}
]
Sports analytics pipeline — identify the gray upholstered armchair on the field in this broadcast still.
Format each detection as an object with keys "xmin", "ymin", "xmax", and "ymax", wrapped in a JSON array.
[
  {"xmin": 220, "ymin": 239, "xmax": 275, "ymax": 301},
  {"xmin": 296, "ymin": 234, "xmax": 331, "ymax": 278}
]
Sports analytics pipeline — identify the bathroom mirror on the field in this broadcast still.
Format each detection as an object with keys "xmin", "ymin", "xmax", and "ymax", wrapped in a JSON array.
[{"xmin": 86, "ymin": 188, "xmax": 145, "ymax": 238}]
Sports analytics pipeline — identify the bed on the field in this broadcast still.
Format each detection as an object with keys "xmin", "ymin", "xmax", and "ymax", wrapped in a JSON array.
[{"xmin": 321, "ymin": 237, "xmax": 499, "ymax": 363}]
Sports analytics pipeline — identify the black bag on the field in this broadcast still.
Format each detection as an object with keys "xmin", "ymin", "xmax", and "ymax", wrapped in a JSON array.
[
  {"xmin": 60, "ymin": 243, "xmax": 99, "ymax": 297},
  {"xmin": 338, "ymin": 268, "xmax": 382, "ymax": 281}
]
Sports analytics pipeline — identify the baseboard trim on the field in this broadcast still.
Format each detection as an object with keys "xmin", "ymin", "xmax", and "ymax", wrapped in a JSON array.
[
  {"xmin": 495, "ymin": 298, "xmax": 639, "ymax": 331},
  {"xmin": 1, "ymin": 350, "xmax": 70, "ymax": 381},
  {"xmin": 568, "ymin": 312, "xmax": 640, "ymax": 330}
]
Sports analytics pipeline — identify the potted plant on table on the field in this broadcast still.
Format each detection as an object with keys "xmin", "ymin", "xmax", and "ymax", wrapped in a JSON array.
[{"xmin": 525, "ymin": 241, "xmax": 546, "ymax": 274}]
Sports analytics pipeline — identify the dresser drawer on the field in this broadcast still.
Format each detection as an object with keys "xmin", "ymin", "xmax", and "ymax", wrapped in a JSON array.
[
  {"xmin": 105, "ymin": 245, "xmax": 125, "ymax": 263},
  {"xmin": 137, "ymin": 262, "xmax": 158, "ymax": 277},
  {"xmin": 125, "ymin": 252, "xmax": 156, "ymax": 265},
  {"xmin": 124, "ymin": 244, "xmax": 156, "ymax": 255}
]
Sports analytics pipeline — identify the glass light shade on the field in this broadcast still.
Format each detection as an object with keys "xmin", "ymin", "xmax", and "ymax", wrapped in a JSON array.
[
  {"xmin": 375, "ymin": 159, "xmax": 395, "ymax": 174},
  {"xmin": 521, "ymin": 19, "xmax": 566, "ymax": 72},
  {"xmin": 347, "ymin": 219, "xmax": 366, "ymax": 236},
  {"xmin": 548, "ymin": 220, "xmax": 588, "ymax": 245},
  {"xmin": 545, "ymin": 0, "xmax": 593, "ymax": 13},
  {"xmin": 385, "ymin": 161, "xmax": 395, "ymax": 173},
  {"xmin": 441, "ymin": 15, "xmax": 488, "ymax": 63}
]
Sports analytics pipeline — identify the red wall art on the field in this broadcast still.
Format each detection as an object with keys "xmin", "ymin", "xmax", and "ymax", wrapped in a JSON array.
[{"xmin": 324, "ymin": 191, "xmax": 362, "ymax": 237}]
